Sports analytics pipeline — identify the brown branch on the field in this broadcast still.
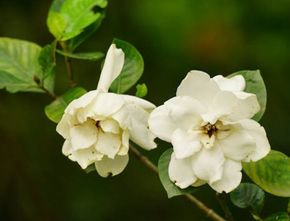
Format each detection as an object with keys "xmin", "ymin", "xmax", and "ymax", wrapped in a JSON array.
[
  {"xmin": 129, "ymin": 144, "xmax": 226, "ymax": 221},
  {"xmin": 216, "ymin": 192, "xmax": 235, "ymax": 221}
]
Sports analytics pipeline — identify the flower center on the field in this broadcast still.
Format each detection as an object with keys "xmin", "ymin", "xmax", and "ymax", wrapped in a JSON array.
[{"xmin": 203, "ymin": 122, "xmax": 218, "ymax": 137}]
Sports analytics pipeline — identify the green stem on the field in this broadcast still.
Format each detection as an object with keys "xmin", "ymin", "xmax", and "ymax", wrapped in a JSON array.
[
  {"xmin": 129, "ymin": 144, "xmax": 226, "ymax": 221},
  {"xmin": 216, "ymin": 192, "xmax": 235, "ymax": 221},
  {"xmin": 60, "ymin": 42, "xmax": 76, "ymax": 87}
]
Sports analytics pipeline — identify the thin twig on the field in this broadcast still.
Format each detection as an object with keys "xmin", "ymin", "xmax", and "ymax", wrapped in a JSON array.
[
  {"xmin": 60, "ymin": 42, "xmax": 76, "ymax": 87},
  {"xmin": 216, "ymin": 192, "xmax": 234, "ymax": 221},
  {"xmin": 40, "ymin": 86, "xmax": 57, "ymax": 99},
  {"xmin": 129, "ymin": 144, "xmax": 226, "ymax": 221}
]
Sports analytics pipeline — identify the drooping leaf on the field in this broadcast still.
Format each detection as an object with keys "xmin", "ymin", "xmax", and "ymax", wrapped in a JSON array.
[
  {"xmin": 243, "ymin": 150, "xmax": 290, "ymax": 197},
  {"xmin": 45, "ymin": 87, "xmax": 87, "ymax": 123},
  {"xmin": 228, "ymin": 70, "xmax": 267, "ymax": 121},
  {"xmin": 38, "ymin": 42, "xmax": 57, "ymax": 93},
  {"xmin": 0, "ymin": 38, "xmax": 53, "ymax": 93},
  {"xmin": 47, "ymin": 0, "xmax": 108, "ymax": 41},
  {"xmin": 230, "ymin": 183, "xmax": 265, "ymax": 213},
  {"xmin": 56, "ymin": 49, "xmax": 104, "ymax": 60},
  {"xmin": 110, "ymin": 39, "xmax": 144, "ymax": 94},
  {"xmin": 264, "ymin": 212, "xmax": 290, "ymax": 221},
  {"xmin": 67, "ymin": 17, "xmax": 105, "ymax": 52},
  {"xmin": 158, "ymin": 148, "xmax": 196, "ymax": 198},
  {"xmin": 135, "ymin": 83, "xmax": 148, "ymax": 98}
]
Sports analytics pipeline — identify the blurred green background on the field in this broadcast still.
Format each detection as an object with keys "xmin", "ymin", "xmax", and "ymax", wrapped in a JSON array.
[{"xmin": 1, "ymin": 0, "xmax": 290, "ymax": 220}]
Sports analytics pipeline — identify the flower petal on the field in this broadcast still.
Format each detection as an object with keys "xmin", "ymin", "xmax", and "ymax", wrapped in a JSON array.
[
  {"xmin": 149, "ymin": 96, "xmax": 204, "ymax": 142},
  {"xmin": 210, "ymin": 159, "xmax": 242, "ymax": 193},
  {"xmin": 169, "ymin": 153, "xmax": 197, "ymax": 189},
  {"xmin": 213, "ymin": 75, "xmax": 245, "ymax": 92},
  {"xmin": 69, "ymin": 120, "xmax": 98, "ymax": 150},
  {"xmin": 238, "ymin": 119, "xmax": 271, "ymax": 162},
  {"xmin": 120, "ymin": 94, "xmax": 156, "ymax": 110},
  {"xmin": 100, "ymin": 119, "xmax": 120, "ymax": 134},
  {"xmin": 95, "ymin": 154, "xmax": 129, "ymax": 177},
  {"xmin": 125, "ymin": 104, "xmax": 156, "ymax": 150},
  {"xmin": 97, "ymin": 44, "xmax": 125, "ymax": 92},
  {"xmin": 69, "ymin": 147, "xmax": 103, "ymax": 169},
  {"xmin": 176, "ymin": 70, "xmax": 220, "ymax": 107},
  {"xmin": 217, "ymin": 123, "xmax": 256, "ymax": 161},
  {"xmin": 56, "ymin": 113, "xmax": 71, "ymax": 139},
  {"xmin": 62, "ymin": 139, "xmax": 73, "ymax": 156},
  {"xmin": 171, "ymin": 129, "xmax": 202, "ymax": 159},
  {"xmin": 95, "ymin": 131, "xmax": 121, "ymax": 159},
  {"xmin": 192, "ymin": 146, "xmax": 225, "ymax": 183},
  {"xmin": 118, "ymin": 130, "xmax": 130, "ymax": 155}
]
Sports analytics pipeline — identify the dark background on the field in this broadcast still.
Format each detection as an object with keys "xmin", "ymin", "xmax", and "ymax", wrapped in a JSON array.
[{"xmin": 0, "ymin": 0, "xmax": 290, "ymax": 220}]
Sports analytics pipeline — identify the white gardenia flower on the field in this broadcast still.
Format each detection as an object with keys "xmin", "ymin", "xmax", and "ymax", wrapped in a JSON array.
[
  {"xmin": 57, "ymin": 44, "xmax": 156, "ymax": 177},
  {"xmin": 149, "ymin": 70, "xmax": 270, "ymax": 193}
]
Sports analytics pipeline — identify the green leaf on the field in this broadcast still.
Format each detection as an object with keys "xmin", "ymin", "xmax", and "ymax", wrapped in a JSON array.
[
  {"xmin": 0, "ymin": 38, "xmax": 52, "ymax": 93},
  {"xmin": 56, "ymin": 49, "xmax": 104, "ymax": 60},
  {"xmin": 38, "ymin": 43, "xmax": 57, "ymax": 93},
  {"xmin": 158, "ymin": 148, "xmax": 196, "ymax": 198},
  {"xmin": 287, "ymin": 199, "xmax": 290, "ymax": 213},
  {"xmin": 135, "ymin": 83, "xmax": 148, "ymax": 98},
  {"xmin": 67, "ymin": 17, "xmax": 105, "ymax": 52},
  {"xmin": 228, "ymin": 70, "xmax": 267, "ymax": 121},
  {"xmin": 243, "ymin": 150, "xmax": 290, "ymax": 197},
  {"xmin": 264, "ymin": 212, "xmax": 290, "ymax": 221},
  {"xmin": 47, "ymin": 0, "xmax": 108, "ymax": 41},
  {"xmin": 230, "ymin": 183, "xmax": 265, "ymax": 213},
  {"xmin": 45, "ymin": 87, "xmax": 87, "ymax": 123},
  {"xmin": 110, "ymin": 39, "xmax": 144, "ymax": 94}
]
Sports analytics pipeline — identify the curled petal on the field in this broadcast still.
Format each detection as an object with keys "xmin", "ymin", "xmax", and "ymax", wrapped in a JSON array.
[
  {"xmin": 210, "ymin": 159, "xmax": 242, "ymax": 193},
  {"xmin": 100, "ymin": 119, "xmax": 120, "ymax": 134},
  {"xmin": 95, "ymin": 131, "xmax": 121, "ymax": 159},
  {"xmin": 171, "ymin": 129, "xmax": 201, "ymax": 159},
  {"xmin": 69, "ymin": 147, "xmax": 103, "ymax": 169},
  {"xmin": 95, "ymin": 154, "xmax": 129, "ymax": 177},
  {"xmin": 169, "ymin": 153, "xmax": 197, "ymax": 189},
  {"xmin": 97, "ymin": 44, "xmax": 125, "ymax": 92},
  {"xmin": 238, "ymin": 119, "xmax": 271, "ymax": 162},
  {"xmin": 69, "ymin": 121, "xmax": 98, "ymax": 150},
  {"xmin": 213, "ymin": 75, "xmax": 245, "ymax": 92},
  {"xmin": 176, "ymin": 70, "xmax": 220, "ymax": 107},
  {"xmin": 192, "ymin": 146, "xmax": 225, "ymax": 184}
]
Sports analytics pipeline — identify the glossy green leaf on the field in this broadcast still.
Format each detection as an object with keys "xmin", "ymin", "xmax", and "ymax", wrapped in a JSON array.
[
  {"xmin": 264, "ymin": 212, "xmax": 290, "ymax": 221},
  {"xmin": 110, "ymin": 39, "xmax": 144, "ymax": 94},
  {"xmin": 45, "ymin": 87, "xmax": 87, "ymax": 123},
  {"xmin": 38, "ymin": 43, "xmax": 56, "ymax": 93},
  {"xmin": 67, "ymin": 17, "xmax": 105, "ymax": 52},
  {"xmin": 158, "ymin": 148, "xmax": 196, "ymax": 198},
  {"xmin": 243, "ymin": 150, "xmax": 290, "ymax": 197},
  {"xmin": 230, "ymin": 183, "xmax": 265, "ymax": 213},
  {"xmin": 228, "ymin": 70, "xmax": 267, "ymax": 121},
  {"xmin": 56, "ymin": 49, "xmax": 104, "ymax": 60},
  {"xmin": 47, "ymin": 0, "xmax": 108, "ymax": 41},
  {"xmin": 135, "ymin": 83, "xmax": 148, "ymax": 98},
  {"xmin": 0, "ymin": 38, "xmax": 53, "ymax": 93}
]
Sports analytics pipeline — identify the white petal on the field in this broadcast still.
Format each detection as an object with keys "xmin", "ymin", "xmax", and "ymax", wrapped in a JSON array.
[
  {"xmin": 69, "ymin": 120, "xmax": 98, "ymax": 150},
  {"xmin": 169, "ymin": 153, "xmax": 197, "ymax": 189},
  {"xmin": 95, "ymin": 154, "xmax": 129, "ymax": 177},
  {"xmin": 217, "ymin": 123, "xmax": 256, "ymax": 161},
  {"xmin": 100, "ymin": 119, "xmax": 120, "ymax": 134},
  {"xmin": 65, "ymin": 90, "xmax": 99, "ymax": 115},
  {"xmin": 119, "ymin": 103, "xmax": 156, "ymax": 150},
  {"xmin": 171, "ymin": 129, "xmax": 201, "ymax": 159},
  {"xmin": 120, "ymin": 94, "xmax": 156, "ymax": 110},
  {"xmin": 92, "ymin": 92, "xmax": 124, "ymax": 117},
  {"xmin": 238, "ymin": 119, "xmax": 271, "ymax": 162},
  {"xmin": 95, "ymin": 131, "xmax": 122, "ymax": 159},
  {"xmin": 210, "ymin": 159, "xmax": 242, "ymax": 193},
  {"xmin": 62, "ymin": 139, "xmax": 73, "ymax": 156},
  {"xmin": 118, "ymin": 130, "xmax": 130, "ymax": 155},
  {"xmin": 148, "ymin": 96, "xmax": 204, "ymax": 142},
  {"xmin": 176, "ymin": 70, "xmax": 220, "ymax": 107},
  {"xmin": 69, "ymin": 147, "xmax": 103, "ymax": 169},
  {"xmin": 97, "ymin": 44, "xmax": 125, "ymax": 92},
  {"xmin": 56, "ymin": 113, "xmax": 71, "ymax": 139},
  {"xmin": 213, "ymin": 75, "xmax": 245, "ymax": 92},
  {"xmin": 192, "ymin": 146, "xmax": 225, "ymax": 183}
]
